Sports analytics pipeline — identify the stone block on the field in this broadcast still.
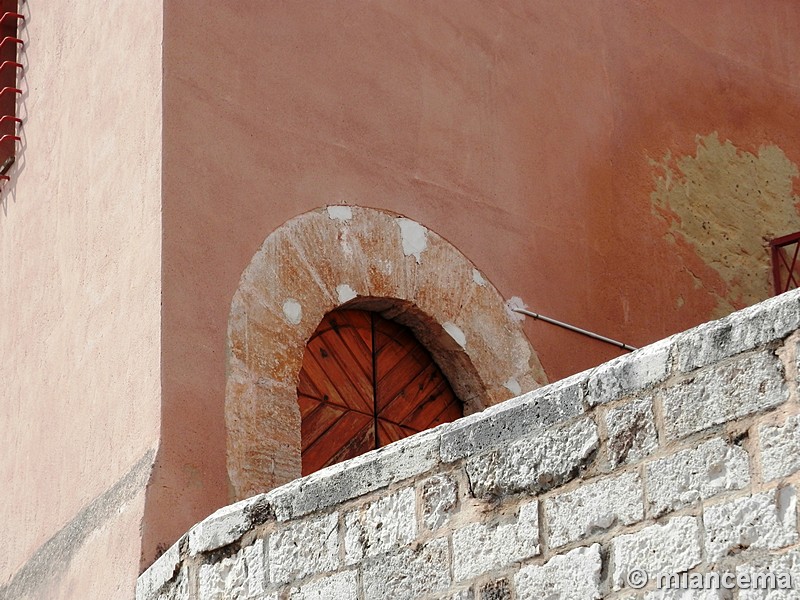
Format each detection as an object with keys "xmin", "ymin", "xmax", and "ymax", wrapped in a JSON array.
[
  {"xmin": 587, "ymin": 338, "xmax": 672, "ymax": 406},
  {"xmin": 611, "ymin": 516, "xmax": 702, "ymax": 590},
  {"xmin": 440, "ymin": 371, "xmax": 587, "ymax": 462},
  {"xmin": 644, "ymin": 589, "xmax": 726, "ymax": 599},
  {"xmin": 479, "ymin": 578, "xmax": 511, "ymax": 600},
  {"xmin": 421, "ymin": 473, "xmax": 458, "ymax": 530},
  {"xmin": 362, "ymin": 537, "xmax": 450, "ymax": 599},
  {"xmin": 465, "ymin": 418, "xmax": 598, "ymax": 499},
  {"xmin": 736, "ymin": 547, "xmax": 800, "ymax": 599},
  {"xmin": 646, "ymin": 438, "xmax": 750, "ymax": 518},
  {"xmin": 760, "ymin": 415, "xmax": 800, "ymax": 481},
  {"xmin": 545, "ymin": 471, "xmax": 643, "ymax": 548},
  {"xmin": 269, "ymin": 428, "xmax": 439, "ymax": 521},
  {"xmin": 604, "ymin": 396, "xmax": 659, "ymax": 468},
  {"xmin": 344, "ymin": 487, "xmax": 416, "ymax": 564},
  {"xmin": 675, "ymin": 290, "xmax": 800, "ymax": 373},
  {"xmin": 289, "ymin": 571, "xmax": 358, "ymax": 600},
  {"xmin": 198, "ymin": 541, "xmax": 268, "ymax": 600},
  {"xmin": 515, "ymin": 544, "xmax": 602, "ymax": 600},
  {"xmin": 136, "ymin": 536, "xmax": 183, "ymax": 600},
  {"xmin": 704, "ymin": 487, "xmax": 798, "ymax": 562},
  {"xmin": 188, "ymin": 494, "xmax": 272, "ymax": 555},
  {"xmin": 268, "ymin": 513, "xmax": 339, "ymax": 584},
  {"xmin": 452, "ymin": 501, "xmax": 539, "ymax": 581},
  {"xmin": 661, "ymin": 351, "xmax": 786, "ymax": 440}
]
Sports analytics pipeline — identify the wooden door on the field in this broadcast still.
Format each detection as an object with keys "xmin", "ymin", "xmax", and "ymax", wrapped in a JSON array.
[{"xmin": 297, "ymin": 309, "xmax": 461, "ymax": 475}]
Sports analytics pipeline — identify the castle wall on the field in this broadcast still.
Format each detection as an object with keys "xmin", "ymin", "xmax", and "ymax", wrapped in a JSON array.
[
  {"xmin": 0, "ymin": 2, "xmax": 163, "ymax": 597},
  {"xmin": 138, "ymin": 290, "xmax": 800, "ymax": 599}
]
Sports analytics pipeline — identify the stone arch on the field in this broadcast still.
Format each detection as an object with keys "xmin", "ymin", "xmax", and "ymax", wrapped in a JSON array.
[{"xmin": 226, "ymin": 205, "xmax": 547, "ymax": 500}]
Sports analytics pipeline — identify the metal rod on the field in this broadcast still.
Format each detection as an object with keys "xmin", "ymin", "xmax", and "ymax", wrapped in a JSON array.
[{"xmin": 512, "ymin": 307, "xmax": 638, "ymax": 352}]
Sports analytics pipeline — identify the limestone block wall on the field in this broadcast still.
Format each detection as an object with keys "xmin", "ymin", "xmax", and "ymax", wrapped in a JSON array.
[{"xmin": 138, "ymin": 290, "xmax": 800, "ymax": 599}]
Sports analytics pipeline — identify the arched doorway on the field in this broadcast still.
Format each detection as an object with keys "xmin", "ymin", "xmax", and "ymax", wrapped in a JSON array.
[
  {"xmin": 226, "ymin": 206, "xmax": 546, "ymax": 499},
  {"xmin": 299, "ymin": 309, "xmax": 461, "ymax": 475}
]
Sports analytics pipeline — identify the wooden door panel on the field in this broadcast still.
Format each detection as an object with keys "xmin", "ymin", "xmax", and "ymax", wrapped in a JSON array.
[
  {"xmin": 299, "ymin": 309, "xmax": 462, "ymax": 476},
  {"xmin": 301, "ymin": 411, "xmax": 373, "ymax": 475}
]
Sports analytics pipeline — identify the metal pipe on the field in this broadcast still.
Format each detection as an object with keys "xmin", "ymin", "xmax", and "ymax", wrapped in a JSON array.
[{"xmin": 512, "ymin": 307, "xmax": 638, "ymax": 352}]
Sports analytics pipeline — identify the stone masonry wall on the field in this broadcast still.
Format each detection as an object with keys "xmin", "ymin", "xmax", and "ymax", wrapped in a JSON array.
[{"xmin": 138, "ymin": 289, "xmax": 800, "ymax": 599}]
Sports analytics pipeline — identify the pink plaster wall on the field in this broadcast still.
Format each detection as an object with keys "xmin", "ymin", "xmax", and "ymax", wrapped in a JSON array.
[{"xmin": 0, "ymin": 2, "xmax": 162, "ymax": 597}]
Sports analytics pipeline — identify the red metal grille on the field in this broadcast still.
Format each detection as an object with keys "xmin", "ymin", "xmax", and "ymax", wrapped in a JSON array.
[{"xmin": 770, "ymin": 232, "xmax": 800, "ymax": 295}]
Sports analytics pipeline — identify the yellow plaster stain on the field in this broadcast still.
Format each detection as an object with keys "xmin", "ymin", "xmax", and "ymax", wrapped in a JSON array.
[{"xmin": 651, "ymin": 132, "xmax": 800, "ymax": 314}]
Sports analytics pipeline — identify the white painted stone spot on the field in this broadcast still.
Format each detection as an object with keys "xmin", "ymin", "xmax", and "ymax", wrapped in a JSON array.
[
  {"xmin": 336, "ymin": 284, "xmax": 357, "ymax": 304},
  {"xmin": 283, "ymin": 299, "xmax": 302, "ymax": 325},
  {"xmin": 443, "ymin": 322, "xmax": 466, "ymax": 348},
  {"xmin": 396, "ymin": 218, "xmax": 428, "ymax": 263},
  {"xmin": 472, "ymin": 269, "xmax": 487, "ymax": 286},
  {"xmin": 504, "ymin": 378, "xmax": 522, "ymax": 396},
  {"xmin": 506, "ymin": 296, "xmax": 527, "ymax": 323},
  {"xmin": 326, "ymin": 205, "xmax": 353, "ymax": 221}
]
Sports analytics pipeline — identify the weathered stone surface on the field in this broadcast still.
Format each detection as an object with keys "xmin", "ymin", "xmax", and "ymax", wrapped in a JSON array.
[
  {"xmin": 704, "ymin": 487, "xmax": 798, "ymax": 562},
  {"xmin": 611, "ymin": 517, "xmax": 702, "ymax": 590},
  {"xmin": 188, "ymin": 494, "xmax": 271, "ymax": 555},
  {"xmin": 289, "ymin": 571, "xmax": 358, "ymax": 600},
  {"xmin": 466, "ymin": 418, "xmax": 598, "ymax": 499},
  {"xmin": 344, "ymin": 487, "xmax": 416, "ymax": 563},
  {"xmin": 760, "ymin": 415, "xmax": 800, "ymax": 481},
  {"xmin": 604, "ymin": 396, "xmax": 659, "ymax": 468},
  {"xmin": 452, "ymin": 501, "xmax": 539, "ymax": 581},
  {"xmin": 646, "ymin": 438, "xmax": 750, "ymax": 518},
  {"xmin": 479, "ymin": 578, "xmax": 511, "ymax": 600},
  {"xmin": 437, "ymin": 590, "xmax": 475, "ymax": 600},
  {"xmin": 155, "ymin": 569, "xmax": 189, "ymax": 600},
  {"xmin": 644, "ymin": 589, "xmax": 726, "ymax": 599},
  {"xmin": 136, "ymin": 536, "xmax": 183, "ymax": 600},
  {"xmin": 515, "ymin": 544, "xmax": 602, "ymax": 600},
  {"xmin": 362, "ymin": 537, "xmax": 450, "ymax": 599},
  {"xmin": 269, "ymin": 428, "xmax": 439, "ymax": 520},
  {"xmin": 587, "ymin": 338, "xmax": 672, "ymax": 406},
  {"xmin": 440, "ymin": 371, "xmax": 586, "ymax": 462},
  {"xmin": 268, "ymin": 513, "xmax": 339, "ymax": 584},
  {"xmin": 421, "ymin": 473, "xmax": 458, "ymax": 530},
  {"xmin": 675, "ymin": 290, "xmax": 800, "ymax": 373},
  {"xmin": 545, "ymin": 471, "xmax": 643, "ymax": 548},
  {"xmin": 736, "ymin": 548, "xmax": 800, "ymax": 599},
  {"xmin": 198, "ymin": 541, "xmax": 268, "ymax": 600},
  {"xmin": 661, "ymin": 351, "xmax": 786, "ymax": 440}
]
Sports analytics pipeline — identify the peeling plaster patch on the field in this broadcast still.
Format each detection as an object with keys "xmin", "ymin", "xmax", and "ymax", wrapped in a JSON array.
[
  {"xmin": 443, "ymin": 322, "xmax": 467, "ymax": 348},
  {"xmin": 336, "ymin": 284, "xmax": 357, "ymax": 304},
  {"xmin": 651, "ymin": 133, "xmax": 800, "ymax": 312},
  {"xmin": 396, "ymin": 218, "xmax": 428, "ymax": 263},
  {"xmin": 504, "ymin": 378, "xmax": 522, "ymax": 396},
  {"xmin": 506, "ymin": 296, "xmax": 527, "ymax": 323},
  {"xmin": 473, "ymin": 269, "xmax": 487, "ymax": 286},
  {"xmin": 326, "ymin": 205, "xmax": 352, "ymax": 221},
  {"xmin": 282, "ymin": 299, "xmax": 302, "ymax": 325}
]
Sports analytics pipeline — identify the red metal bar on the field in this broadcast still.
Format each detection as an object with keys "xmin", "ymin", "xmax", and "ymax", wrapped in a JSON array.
[
  {"xmin": 0, "ymin": 86, "xmax": 20, "ymax": 96},
  {"xmin": 770, "ymin": 232, "xmax": 800, "ymax": 295},
  {"xmin": 0, "ymin": 37, "xmax": 22, "ymax": 49},
  {"xmin": 0, "ymin": 115, "xmax": 20, "ymax": 125},
  {"xmin": 0, "ymin": 175, "xmax": 9, "ymax": 181},
  {"xmin": 0, "ymin": 134, "xmax": 19, "ymax": 143},
  {"xmin": 0, "ymin": 61, "xmax": 22, "ymax": 72},
  {"xmin": 0, "ymin": 12, "xmax": 24, "ymax": 26}
]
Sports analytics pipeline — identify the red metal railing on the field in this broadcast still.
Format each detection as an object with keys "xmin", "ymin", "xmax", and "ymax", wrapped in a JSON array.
[{"xmin": 770, "ymin": 232, "xmax": 800, "ymax": 295}]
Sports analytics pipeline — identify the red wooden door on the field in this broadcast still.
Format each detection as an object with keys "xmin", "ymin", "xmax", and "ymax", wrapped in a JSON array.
[{"xmin": 298, "ymin": 309, "xmax": 461, "ymax": 475}]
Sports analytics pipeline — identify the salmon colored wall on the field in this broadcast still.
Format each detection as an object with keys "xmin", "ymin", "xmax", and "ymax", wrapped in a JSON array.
[
  {"xmin": 0, "ymin": 2, "xmax": 162, "ymax": 597},
  {"xmin": 152, "ymin": 0, "xmax": 800, "ymax": 566}
]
